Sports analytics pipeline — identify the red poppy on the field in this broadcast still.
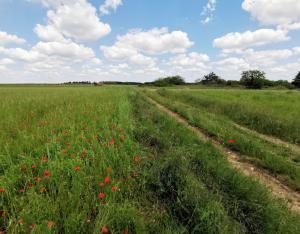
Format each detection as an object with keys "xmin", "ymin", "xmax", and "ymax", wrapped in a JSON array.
[
  {"xmin": 40, "ymin": 187, "xmax": 46, "ymax": 193},
  {"xmin": 227, "ymin": 139, "xmax": 236, "ymax": 143},
  {"xmin": 47, "ymin": 221, "xmax": 55, "ymax": 228},
  {"xmin": 108, "ymin": 139, "xmax": 115, "ymax": 145},
  {"xmin": 98, "ymin": 193, "xmax": 105, "ymax": 199},
  {"xmin": 74, "ymin": 166, "xmax": 81, "ymax": 171},
  {"xmin": 99, "ymin": 182, "xmax": 104, "ymax": 188},
  {"xmin": 29, "ymin": 224, "xmax": 36, "ymax": 230},
  {"xmin": 44, "ymin": 171, "xmax": 51, "ymax": 178},
  {"xmin": 106, "ymin": 167, "xmax": 113, "ymax": 173},
  {"xmin": 111, "ymin": 186, "xmax": 119, "ymax": 192},
  {"xmin": 31, "ymin": 165, "xmax": 37, "ymax": 169},
  {"xmin": 81, "ymin": 150, "xmax": 87, "ymax": 159},
  {"xmin": 0, "ymin": 188, "xmax": 5, "ymax": 193},
  {"xmin": 28, "ymin": 183, "xmax": 34, "ymax": 189},
  {"xmin": 19, "ymin": 188, "xmax": 25, "ymax": 193},
  {"xmin": 101, "ymin": 226, "xmax": 109, "ymax": 233},
  {"xmin": 40, "ymin": 156, "xmax": 48, "ymax": 163},
  {"xmin": 133, "ymin": 156, "xmax": 142, "ymax": 163},
  {"xmin": 104, "ymin": 176, "xmax": 110, "ymax": 184}
]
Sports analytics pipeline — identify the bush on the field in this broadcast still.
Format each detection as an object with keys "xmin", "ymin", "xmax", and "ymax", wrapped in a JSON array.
[
  {"xmin": 197, "ymin": 72, "xmax": 226, "ymax": 85},
  {"xmin": 240, "ymin": 70, "xmax": 266, "ymax": 89},
  {"xmin": 151, "ymin": 76, "xmax": 185, "ymax": 87}
]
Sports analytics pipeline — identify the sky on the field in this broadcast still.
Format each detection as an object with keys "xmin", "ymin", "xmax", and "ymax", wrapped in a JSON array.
[{"xmin": 0, "ymin": 0, "xmax": 300, "ymax": 83}]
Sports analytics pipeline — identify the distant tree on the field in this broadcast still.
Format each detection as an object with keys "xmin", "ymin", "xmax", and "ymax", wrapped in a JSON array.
[
  {"xmin": 197, "ymin": 72, "xmax": 226, "ymax": 85},
  {"xmin": 292, "ymin": 71, "xmax": 300, "ymax": 88},
  {"xmin": 240, "ymin": 70, "xmax": 266, "ymax": 89},
  {"xmin": 152, "ymin": 76, "xmax": 185, "ymax": 86}
]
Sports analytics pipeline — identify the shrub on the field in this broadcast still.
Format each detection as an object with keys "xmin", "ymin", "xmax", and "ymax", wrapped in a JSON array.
[
  {"xmin": 240, "ymin": 70, "xmax": 266, "ymax": 89},
  {"xmin": 292, "ymin": 71, "xmax": 300, "ymax": 88}
]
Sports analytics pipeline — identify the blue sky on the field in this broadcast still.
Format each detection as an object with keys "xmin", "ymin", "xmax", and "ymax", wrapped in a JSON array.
[{"xmin": 0, "ymin": 0, "xmax": 299, "ymax": 83}]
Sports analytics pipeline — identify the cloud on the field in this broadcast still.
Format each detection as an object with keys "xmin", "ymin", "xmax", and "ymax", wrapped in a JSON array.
[
  {"xmin": 242, "ymin": 0, "xmax": 300, "ymax": 28},
  {"xmin": 0, "ymin": 31, "xmax": 26, "ymax": 45},
  {"xmin": 213, "ymin": 29, "xmax": 289, "ymax": 51},
  {"xmin": 201, "ymin": 0, "xmax": 217, "ymax": 24},
  {"xmin": 34, "ymin": 0, "xmax": 111, "ymax": 42},
  {"xmin": 102, "ymin": 27, "xmax": 193, "ymax": 55},
  {"xmin": 168, "ymin": 52, "xmax": 210, "ymax": 68},
  {"xmin": 100, "ymin": 0, "xmax": 123, "ymax": 15}
]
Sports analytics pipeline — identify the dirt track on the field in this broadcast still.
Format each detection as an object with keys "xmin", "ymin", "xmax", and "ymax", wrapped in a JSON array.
[{"xmin": 146, "ymin": 96, "xmax": 300, "ymax": 214}]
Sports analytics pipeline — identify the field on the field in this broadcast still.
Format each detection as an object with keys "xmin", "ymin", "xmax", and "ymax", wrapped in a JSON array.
[{"xmin": 0, "ymin": 86, "xmax": 300, "ymax": 233}]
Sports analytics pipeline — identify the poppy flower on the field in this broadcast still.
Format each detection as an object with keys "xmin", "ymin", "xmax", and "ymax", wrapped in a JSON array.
[
  {"xmin": 104, "ymin": 176, "xmax": 110, "ymax": 184},
  {"xmin": 29, "ymin": 224, "xmax": 36, "ymax": 230},
  {"xmin": 81, "ymin": 150, "xmax": 87, "ymax": 159},
  {"xmin": 40, "ymin": 187, "xmax": 46, "ymax": 193},
  {"xmin": 28, "ymin": 183, "xmax": 34, "ymax": 189},
  {"xmin": 40, "ymin": 156, "xmax": 48, "ymax": 163},
  {"xmin": 111, "ymin": 186, "xmax": 119, "ymax": 192},
  {"xmin": 106, "ymin": 167, "xmax": 113, "ymax": 173},
  {"xmin": 19, "ymin": 188, "xmax": 25, "ymax": 193},
  {"xmin": 0, "ymin": 188, "xmax": 5, "ymax": 193},
  {"xmin": 101, "ymin": 226, "xmax": 109, "ymax": 233},
  {"xmin": 47, "ymin": 221, "xmax": 55, "ymax": 228},
  {"xmin": 18, "ymin": 219, "xmax": 24, "ymax": 225},
  {"xmin": 74, "ymin": 166, "xmax": 81, "ymax": 171},
  {"xmin": 108, "ymin": 139, "xmax": 115, "ymax": 145},
  {"xmin": 133, "ymin": 156, "xmax": 142, "ymax": 163},
  {"xmin": 44, "ymin": 171, "xmax": 51, "ymax": 178},
  {"xmin": 227, "ymin": 139, "xmax": 236, "ymax": 143},
  {"xmin": 99, "ymin": 182, "xmax": 104, "ymax": 188},
  {"xmin": 31, "ymin": 165, "xmax": 37, "ymax": 169},
  {"xmin": 98, "ymin": 193, "xmax": 105, "ymax": 199}
]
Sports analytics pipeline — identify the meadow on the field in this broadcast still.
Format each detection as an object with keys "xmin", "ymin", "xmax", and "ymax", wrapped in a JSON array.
[{"xmin": 0, "ymin": 86, "xmax": 300, "ymax": 233}]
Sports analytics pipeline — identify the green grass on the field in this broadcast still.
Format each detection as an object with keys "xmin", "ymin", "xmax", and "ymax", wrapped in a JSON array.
[
  {"xmin": 152, "ymin": 88, "xmax": 300, "ymax": 145},
  {"xmin": 131, "ymin": 94, "xmax": 300, "ymax": 234},
  {"xmin": 0, "ymin": 86, "xmax": 299, "ymax": 233},
  {"xmin": 145, "ymin": 88, "xmax": 300, "ymax": 191}
]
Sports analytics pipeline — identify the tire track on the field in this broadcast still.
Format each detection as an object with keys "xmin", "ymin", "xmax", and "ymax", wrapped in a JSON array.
[{"xmin": 146, "ymin": 96, "xmax": 300, "ymax": 214}]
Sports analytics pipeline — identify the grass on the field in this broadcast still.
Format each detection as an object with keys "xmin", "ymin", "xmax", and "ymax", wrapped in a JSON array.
[
  {"xmin": 0, "ymin": 86, "xmax": 299, "ymax": 233},
  {"xmin": 152, "ymin": 88, "xmax": 300, "ymax": 145},
  {"xmin": 131, "ymin": 94, "xmax": 300, "ymax": 233},
  {"xmin": 145, "ymin": 88, "xmax": 300, "ymax": 191}
]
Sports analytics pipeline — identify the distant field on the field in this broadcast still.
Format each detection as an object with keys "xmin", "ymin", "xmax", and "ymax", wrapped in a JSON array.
[{"xmin": 0, "ymin": 86, "xmax": 299, "ymax": 233}]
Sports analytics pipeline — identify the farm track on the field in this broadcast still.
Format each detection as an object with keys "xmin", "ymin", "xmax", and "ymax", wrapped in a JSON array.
[
  {"xmin": 146, "ymin": 96, "xmax": 300, "ymax": 214},
  {"xmin": 232, "ymin": 122, "xmax": 300, "ymax": 155}
]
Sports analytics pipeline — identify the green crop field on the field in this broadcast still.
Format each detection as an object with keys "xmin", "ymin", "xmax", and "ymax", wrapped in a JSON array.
[{"xmin": 0, "ymin": 86, "xmax": 300, "ymax": 234}]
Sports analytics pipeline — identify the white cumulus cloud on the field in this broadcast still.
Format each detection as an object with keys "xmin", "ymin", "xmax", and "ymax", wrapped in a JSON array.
[
  {"xmin": 213, "ymin": 29, "xmax": 289, "ymax": 51},
  {"xmin": 0, "ymin": 31, "xmax": 26, "ymax": 45},
  {"xmin": 100, "ymin": 0, "xmax": 123, "ymax": 15}
]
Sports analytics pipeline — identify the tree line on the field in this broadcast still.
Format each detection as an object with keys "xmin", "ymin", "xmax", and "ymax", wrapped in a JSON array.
[{"xmin": 146, "ymin": 71, "xmax": 300, "ymax": 89}]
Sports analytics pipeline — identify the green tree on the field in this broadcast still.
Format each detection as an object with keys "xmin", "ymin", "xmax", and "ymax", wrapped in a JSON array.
[
  {"xmin": 240, "ymin": 70, "xmax": 266, "ymax": 89},
  {"xmin": 292, "ymin": 71, "xmax": 300, "ymax": 88},
  {"xmin": 152, "ymin": 76, "xmax": 185, "ymax": 86},
  {"xmin": 198, "ymin": 72, "xmax": 225, "ymax": 85}
]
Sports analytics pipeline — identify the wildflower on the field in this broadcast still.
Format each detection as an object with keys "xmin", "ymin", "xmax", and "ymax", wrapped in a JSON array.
[
  {"xmin": 111, "ymin": 186, "xmax": 119, "ymax": 192},
  {"xmin": 133, "ymin": 156, "xmax": 142, "ymax": 163},
  {"xmin": 29, "ymin": 224, "xmax": 36, "ymax": 230},
  {"xmin": 44, "ymin": 171, "xmax": 51, "ymax": 178},
  {"xmin": 123, "ymin": 229, "xmax": 129, "ymax": 234},
  {"xmin": 101, "ymin": 226, "xmax": 109, "ymax": 233},
  {"xmin": 106, "ymin": 167, "xmax": 113, "ymax": 173},
  {"xmin": 47, "ymin": 221, "xmax": 55, "ymax": 228},
  {"xmin": 120, "ymin": 135, "xmax": 127, "ymax": 141},
  {"xmin": 227, "ymin": 139, "xmax": 236, "ymax": 143},
  {"xmin": 36, "ymin": 177, "xmax": 42, "ymax": 183},
  {"xmin": 99, "ymin": 182, "xmax": 104, "ymax": 188},
  {"xmin": 40, "ymin": 187, "xmax": 46, "ymax": 193},
  {"xmin": 19, "ymin": 188, "xmax": 25, "ymax": 193},
  {"xmin": 74, "ymin": 166, "xmax": 81, "ymax": 171},
  {"xmin": 0, "ymin": 211, "xmax": 8, "ymax": 217},
  {"xmin": 40, "ymin": 156, "xmax": 48, "ymax": 163},
  {"xmin": 98, "ymin": 193, "xmax": 105, "ymax": 199},
  {"xmin": 104, "ymin": 176, "xmax": 110, "ymax": 184},
  {"xmin": 31, "ymin": 165, "xmax": 37, "ymax": 169},
  {"xmin": 28, "ymin": 183, "xmax": 34, "ymax": 189},
  {"xmin": 108, "ymin": 139, "xmax": 115, "ymax": 145},
  {"xmin": 81, "ymin": 150, "xmax": 87, "ymax": 159},
  {"xmin": 0, "ymin": 188, "xmax": 5, "ymax": 193}
]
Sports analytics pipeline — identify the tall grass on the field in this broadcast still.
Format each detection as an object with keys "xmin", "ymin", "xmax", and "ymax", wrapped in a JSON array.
[
  {"xmin": 154, "ymin": 88, "xmax": 300, "ymax": 145},
  {"xmin": 145, "ymin": 89, "xmax": 300, "ymax": 191},
  {"xmin": 132, "ymin": 94, "xmax": 300, "ymax": 234}
]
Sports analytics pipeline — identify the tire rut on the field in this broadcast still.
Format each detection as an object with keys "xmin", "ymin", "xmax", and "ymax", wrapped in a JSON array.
[{"xmin": 146, "ymin": 96, "xmax": 300, "ymax": 214}]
